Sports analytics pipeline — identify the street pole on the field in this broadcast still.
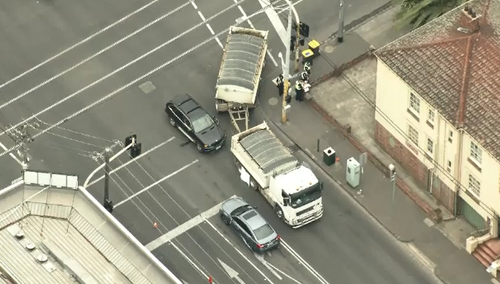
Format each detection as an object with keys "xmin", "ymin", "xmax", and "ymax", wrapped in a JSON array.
[
  {"xmin": 281, "ymin": 1, "xmax": 294, "ymax": 124},
  {"xmin": 338, "ymin": 0, "xmax": 345, "ymax": 43},
  {"xmin": 103, "ymin": 148, "xmax": 111, "ymax": 206},
  {"xmin": 291, "ymin": 6, "xmax": 301, "ymax": 72}
]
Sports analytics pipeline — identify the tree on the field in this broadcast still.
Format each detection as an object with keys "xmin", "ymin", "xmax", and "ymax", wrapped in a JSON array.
[{"xmin": 392, "ymin": 0, "xmax": 467, "ymax": 30}]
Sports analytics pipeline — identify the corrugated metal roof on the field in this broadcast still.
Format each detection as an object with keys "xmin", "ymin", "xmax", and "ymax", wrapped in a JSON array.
[
  {"xmin": 240, "ymin": 129, "xmax": 297, "ymax": 174},
  {"xmin": 217, "ymin": 33, "xmax": 266, "ymax": 92}
]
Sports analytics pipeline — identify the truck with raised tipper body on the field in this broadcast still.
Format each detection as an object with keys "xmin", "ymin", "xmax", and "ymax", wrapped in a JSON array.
[
  {"xmin": 230, "ymin": 121, "xmax": 324, "ymax": 228},
  {"xmin": 215, "ymin": 26, "xmax": 268, "ymax": 132}
]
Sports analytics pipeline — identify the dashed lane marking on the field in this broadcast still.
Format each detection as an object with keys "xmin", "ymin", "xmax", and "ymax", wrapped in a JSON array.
[{"xmin": 192, "ymin": 1, "xmax": 224, "ymax": 49}]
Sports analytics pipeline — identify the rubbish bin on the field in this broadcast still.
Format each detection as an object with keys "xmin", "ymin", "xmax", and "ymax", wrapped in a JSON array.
[
  {"xmin": 323, "ymin": 147, "xmax": 336, "ymax": 166},
  {"xmin": 302, "ymin": 49, "xmax": 314, "ymax": 65}
]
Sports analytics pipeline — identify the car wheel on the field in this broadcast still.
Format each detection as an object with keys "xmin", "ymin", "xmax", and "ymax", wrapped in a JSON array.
[
  {"xmin": 220, "ymin": 214, "xmax": 230, "ymax": 225},
  {"xmin": 196, "ymin": 143, "xmax": 203, "ymax": 152},
  {"xmin": 169, "ymin": 117, "xmax": 176, "ymax": 127},
  {"xmin": 275, "ymin": 205, "xmax": 284, "ymax": 220},
  {"xmin": 241, "ymin": 236, "xmax": 251, "ymax": 250}
]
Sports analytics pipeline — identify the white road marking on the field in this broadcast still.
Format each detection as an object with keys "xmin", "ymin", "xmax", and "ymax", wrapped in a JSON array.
[
  {"xmin": 0, "ymin": 0, "xmax": 242, "ymax": 138},
  {"xmin": 253, "ymin": 253, "xmax": 283, "ymax": 280},
  {"xmin": 194, "ymin": 6, "xmax": 223, "ymax": 48},
  {"xmin": 281, "ymin": 240, "xmax": 329, "ymax": 284},
  {"xmin": 218, "ymin": 259, "xmax": 246, "ymax": 284},
  {"xmin": 86, "ymin": 137, "xmax": 175, "ymax": 188},
  {"xmin": 114, "ymin": 159, "xmax": 198, "ymax": 208},
  {"xmin": 263, "ymin": 262, "xmax": 303, "ymax": 284},
  {"xmin": 0, "ymin": 1, "xmax": 191, "ymax": 113},
  {"xmin": 234, "ymin": 0, "xmax": 278, "ymax": 67},
  {"xmin": 145, "ymin": 199, "xmax": 225, "ymax": 251},
  {"xmin": 0, "ymin": 0, "xmax": 160, "ymax": 92},
  {"xmin": 206, "ymin": 220, "xmax": 276, "ymax": 284},
  {"xmin": 189, "ymin": 0, "xmax": 198, "ymax": 10},
  {"xmin": 258, "ymin": 0, "xmax": 288, "ymax": 46},
  {"xmin": 0, "ymin": 141, "xmax": 23, "ymax": 165},
  {"xmin": 170, "ymin": 241, "xmax": 212, "ymax": 282}
]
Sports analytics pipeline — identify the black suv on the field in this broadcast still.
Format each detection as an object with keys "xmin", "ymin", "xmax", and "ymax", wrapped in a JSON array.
[{"xmin": 165, "ymin": 94, "xmax": 226, "ymax": 152}]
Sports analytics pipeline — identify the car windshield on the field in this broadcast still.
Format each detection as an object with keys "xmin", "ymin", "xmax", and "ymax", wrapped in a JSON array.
[
  {"xmin": 290, "ymin": 183, "xmax": 322, "ymax": 208},
  {"xmin": 192, "ymin": 114, "xmax": 214, "ymax": 132},
  {"xmin": 253, "ymin": 224, "xmax": 274, "ymax": 241}
]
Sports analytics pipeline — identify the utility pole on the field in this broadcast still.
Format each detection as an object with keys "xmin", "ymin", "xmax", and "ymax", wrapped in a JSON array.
[
  {"xmin": 291, "ymin": 7, "xmax": 301, "ymax": 72},
  {"xmin": 338, "ymin": 0, "xmax": 345, "ymax": 43},
  {"xmin": 281, "ymin": 1, "xmax": 294, "ymax": 124},
  {"xmin": 9, "ymin": 122, "xmax": 39, "ymax": 170},
  {"xmin": 103, "ymin": 148, "xmax": 111, "ymax": 210}
]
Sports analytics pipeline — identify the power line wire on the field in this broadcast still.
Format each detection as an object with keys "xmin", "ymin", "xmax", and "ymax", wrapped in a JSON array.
[{"xmin": 0, "ymin": 0, "xmax": 289, "ymax": 161}]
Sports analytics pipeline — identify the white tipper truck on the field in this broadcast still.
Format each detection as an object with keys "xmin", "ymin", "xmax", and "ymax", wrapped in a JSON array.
[
  {"xmin": 215, "ymin": 26, "xmax": 268, "ymax": 132},
  {"xmin": 231, "ymin": 122, "xmax": 324, "ymax": 228}
]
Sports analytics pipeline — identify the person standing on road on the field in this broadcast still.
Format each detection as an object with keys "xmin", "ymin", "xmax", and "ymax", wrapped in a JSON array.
[
  {"xmin": 295, "ymin": 80, "xmax": 304, "ymax": 102},
  {"xmin": 304, "ymin": 61, "xmax": 311, "ymax": 75},
  {"xmin": 276, "ymin": 74, "xmax": 284, "ymax": 97}
]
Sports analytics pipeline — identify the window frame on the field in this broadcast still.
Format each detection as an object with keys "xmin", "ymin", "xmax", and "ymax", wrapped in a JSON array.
[
  {"xmin": 470, "ymin": 141, "xmax": 482, "ymax": 165},
  {"xmin": 408, "ymin": 92, "xmax": 421, "ymax": 115},
  {"xmin": 447, "ymin": 160, "xmax": 452, "ymax": 173},
  {"xmin": 468, "ymin": 173, "xmax": 481, "ymax": 197},
  {"xmin": 448, "ymin": 130, "xmax": 453, "ymax": 143},
  {"xmin": 427, "ymin": 108, "xmax": 435, "ymax": 125},
  {"xmin": 407, "ymin": 124, "xmax": 419, "ymax": 146},
  {"xmin": 426, "ymin": 137, "xmax": 434, "ymax": 155}
]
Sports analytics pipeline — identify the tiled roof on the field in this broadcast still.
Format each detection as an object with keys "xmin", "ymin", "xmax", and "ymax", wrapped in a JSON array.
[{"xmin": 376, "ymin": 0, "xmax": 500, "ymax": 160}]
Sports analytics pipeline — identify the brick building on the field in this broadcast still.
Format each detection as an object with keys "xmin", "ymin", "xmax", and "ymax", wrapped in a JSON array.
[{"xmin": 373, "ymin": 0, "xmax": 500, "ymax": 258}]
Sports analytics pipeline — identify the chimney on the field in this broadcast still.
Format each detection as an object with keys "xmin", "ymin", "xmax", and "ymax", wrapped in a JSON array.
[{"xmin": 459, "ymin": 5, "xmax": 480, "ymax": 33}]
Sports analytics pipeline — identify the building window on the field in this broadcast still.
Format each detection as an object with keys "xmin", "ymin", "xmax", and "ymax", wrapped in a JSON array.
[
  {"xmin": 447, "ymin": 160, "xmax": 452, "ymax": 173},
  {"xmin": 448, "ymin": 131, "xmax": 453, "ymax": 143},
  {"xmin": 427, "ymin": 109, "xmax": 435, "ymax": 125},
  {"xmin": 408, "ymin": 125, "xmax": 419, "ymax": 145},
  {"xmin": 468, "ymin": 174, "xmax": 481, "ymax": 197},
  {"xmin": 409, "ymin": 92, "xmax": 420, "ymax": 114},
  {"xmin": 470, "ymin": 141, "xmax": 482, "ymax": 164},
  {"xmin": 426, "ymin": 138, "xmax": 434, "ymax": 154}
]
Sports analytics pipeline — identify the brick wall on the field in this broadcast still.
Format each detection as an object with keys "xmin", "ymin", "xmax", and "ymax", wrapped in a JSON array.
[
  {"xmin": 431, "ymin": 175, "xmax": 455, "ymax": 213},
  {"xmin": 375, "ymin": 121, "xmax": 455, "ymax": 213},
  {"xmin": 374, "ymin": 121, "xmax": 427, "ymax": 187}
]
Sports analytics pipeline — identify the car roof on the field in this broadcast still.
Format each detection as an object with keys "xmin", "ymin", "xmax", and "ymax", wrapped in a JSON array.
[
  {"xmin": 240, "ymin": 209, "xmax": 267, "ymax": 230},
  {"xmin": 168, "ymin": 94, "xmax": 208, "ymax": 119}
]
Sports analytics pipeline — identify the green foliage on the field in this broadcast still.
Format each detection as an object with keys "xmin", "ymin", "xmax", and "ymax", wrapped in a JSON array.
[{"xmin": 392, "ymin": 0, "xmax": 468, "ymax": 30}]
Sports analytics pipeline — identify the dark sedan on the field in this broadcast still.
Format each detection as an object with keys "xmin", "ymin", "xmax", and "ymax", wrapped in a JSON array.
[{"xmin": 165, "ymin": 94, "xmax": 226, "ymax": 152}]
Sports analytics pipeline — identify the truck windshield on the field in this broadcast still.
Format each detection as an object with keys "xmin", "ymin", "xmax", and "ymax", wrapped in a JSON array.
[{"xmin": 290, "ymin": 183, "xmax": 321, "ymax": 208}]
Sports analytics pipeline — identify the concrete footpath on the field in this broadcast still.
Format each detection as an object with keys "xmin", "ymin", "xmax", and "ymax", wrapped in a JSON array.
[{"xmin": 258, "ymin": 6, "xmax": 494, "ymax": 284}]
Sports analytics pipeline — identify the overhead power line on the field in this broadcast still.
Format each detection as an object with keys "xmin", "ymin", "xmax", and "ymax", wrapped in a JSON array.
[{"xmin": 0, "ymin": 0, "xmax": 293, "ymax": 161}]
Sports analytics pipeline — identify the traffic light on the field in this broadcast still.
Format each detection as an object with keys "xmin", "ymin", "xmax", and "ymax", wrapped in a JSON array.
[
  {"xmin": 125, "ymin": 134, "xmax": 137, "ymax": 147},
  {"xmin": 290, "ymin": 36, "xmax": 296, "ymax": 51},
  {"xmin": 104, "ymin": 199, "xmax": 114, "ymax": 213},
  {"xmin": 131, "ymin": 143, "xmax": 142, "ymax": 158},
  {"xmin": 299, "ymin": 22, "xmax": 310, "ymax": 37}
]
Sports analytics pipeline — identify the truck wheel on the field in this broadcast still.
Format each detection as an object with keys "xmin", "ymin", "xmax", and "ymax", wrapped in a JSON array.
[
  {"xmin": 249, "ymin": 178, "xmax": 258, "ymax": 191},
  {"xmin": 274, "ymin": 205, "xmax": 284, "ymax": 220}
]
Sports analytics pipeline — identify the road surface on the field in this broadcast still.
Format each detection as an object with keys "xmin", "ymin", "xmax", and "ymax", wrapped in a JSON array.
[{"xmin": 0, "ymin": 1, "xmax": 441, "ymax": 284}]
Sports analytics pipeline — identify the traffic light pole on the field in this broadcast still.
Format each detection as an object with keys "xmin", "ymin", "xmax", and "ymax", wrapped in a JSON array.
[
  {"xmin": 281, "ymin": 1, "xmax": 294, "ymax": 123},
  {"xmin": 290, "ymin": 6, "xmax": 301, "ymax": 72},
  {"xmin": 83, "ymin": 140, "xmax": 136, "ymax": 188},
  {"xmin": 103, "ymin": 148, "xmax": 111, "ymax": 207}
]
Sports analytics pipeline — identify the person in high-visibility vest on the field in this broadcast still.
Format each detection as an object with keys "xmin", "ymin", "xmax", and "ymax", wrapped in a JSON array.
[
  {"xmin": 276, "ymin": 74, "xmax": 284, "ymax": 96},
  {"xmin": 303, "ymin": 61, "xmax": 311, "ymax": 75},
  {"xmin": 295, "ymin": 80, "xmax": 304, "ymax": 102}
]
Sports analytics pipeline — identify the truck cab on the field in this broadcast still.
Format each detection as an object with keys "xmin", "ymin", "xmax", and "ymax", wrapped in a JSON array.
[{"xmin": 270, "ymin": 165, "xmax": 324, "ymax": 227}]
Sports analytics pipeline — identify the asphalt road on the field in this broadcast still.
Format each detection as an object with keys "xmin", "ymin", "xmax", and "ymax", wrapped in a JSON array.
[{"xmin": 0, "ymin": 0, "xmax": 439, "ymax": 284}]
